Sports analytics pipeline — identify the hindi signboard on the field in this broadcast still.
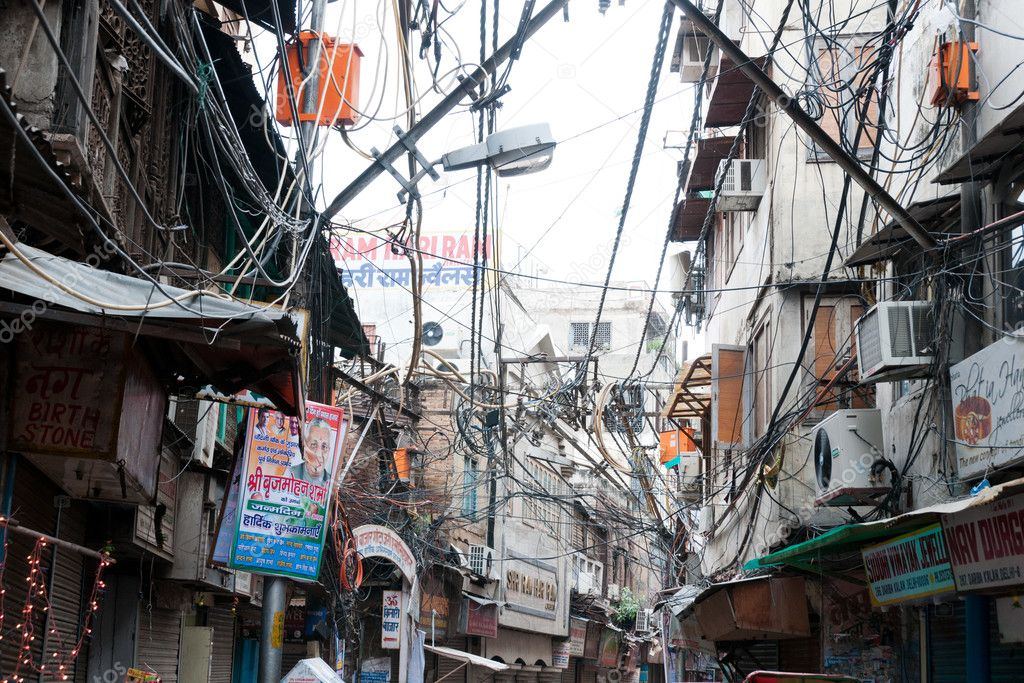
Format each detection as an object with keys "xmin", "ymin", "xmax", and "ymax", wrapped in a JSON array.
[
  {"xmin": 382, "ymin": 590, "xmax": 403, "ymax": 650},
  {"xmin": 861, "ymin": 524, "xmax": 955, "ymax": 606},
  {"xmin": 949, "ymin": 340, "xmax": 1024, "ymax": 478},
  {"xmin": 333, "ymin": 231, "xmax": 491, "ymax": 291},
  {"xmin": 552, "ymin": 640, "xmax": 570, "ymax": 668},
  {"xmin": 943, "ymin": 492, "xmax": 1024, "ymax": 592},
  {"xmin": 568, "ymin": 618, "xmax": 587, "ymax": 657},
  {"xmin": 229, "ymin": 402, "xmax": 347, "ymax": 581}
]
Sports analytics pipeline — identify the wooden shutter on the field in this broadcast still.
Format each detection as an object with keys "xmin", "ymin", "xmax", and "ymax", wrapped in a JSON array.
[
  {"xmin": 814, "ymin": 44, "xmax": 878, "ymax": 151},
  {"xmin": 711, "ymin": 344, "xmax": 748, "ymax": 449}
]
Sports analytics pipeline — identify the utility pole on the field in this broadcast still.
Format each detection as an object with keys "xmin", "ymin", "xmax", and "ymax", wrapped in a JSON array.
[
  {"xmin": 666, "ymin": 0, "xmax": 937, "ymax": 254},
  {"xmin": 258, "ymin": 0, "xmax": 327, "ymax": 681}
]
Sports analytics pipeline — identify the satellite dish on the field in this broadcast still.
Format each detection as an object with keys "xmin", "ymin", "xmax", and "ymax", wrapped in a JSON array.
[
  {"xmin": 814, "ymin": 427, "xmax": 832, "ymax": 490},
  {"xmin": 422, "ymin": 321, "xmax": 444, "ymax": 347}
]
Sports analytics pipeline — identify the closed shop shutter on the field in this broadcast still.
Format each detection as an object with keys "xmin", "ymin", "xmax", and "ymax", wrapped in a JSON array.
[
  {"xmin": 138, "ymin": 606, "xmax": 183, "ymax": 683},
  {"xmin": 0, "ymin": 461, "xmax": 91, "ymax": 683},
  {"xmin": 724, "ymin": 641, "xmax": 778, "ymax": 678},
  {"xmin": 778, "ymin": 634, "xmax": 821, "ymax": 673},
  {"xmin": 435, "ymin": 635, "xmax": 467, "ymax": 683},
  {"xmin": 580, "ymin": 661, "xmax": 599, "ymax": 683},
  {"xmin": 929, "ymin": 603, "xmax": 965, "ymax": 683},
  {"xmin": 282, "ymin": 641, "xmax": 306, "ymax": 675},
  {"xmin": 208, "ymin": 607, "xmax": 236, "ymax": 683}
]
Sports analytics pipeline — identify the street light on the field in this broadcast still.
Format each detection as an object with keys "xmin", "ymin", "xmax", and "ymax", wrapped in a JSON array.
[
  {"xmin": 394, "ymin": 123, "xmax": 557, "ymax": 202},
  {"xmin": 441, "ymin": 123, "xmax": 556, "ymax": 176}
]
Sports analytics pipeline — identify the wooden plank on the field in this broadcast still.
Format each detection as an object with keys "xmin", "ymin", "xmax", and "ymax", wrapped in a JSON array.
[{"xmin": 712, "ymin": 345, "xmax": 747, "ymax": 449}]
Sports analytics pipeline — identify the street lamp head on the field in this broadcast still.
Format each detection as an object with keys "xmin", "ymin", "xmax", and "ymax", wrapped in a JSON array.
[{"xmin": 441, "ymin": 123, "xmax": 556, "ymax": 177}]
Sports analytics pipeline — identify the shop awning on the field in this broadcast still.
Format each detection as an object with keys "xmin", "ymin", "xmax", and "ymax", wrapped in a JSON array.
[
  {"xmin": 0, "ymin": 243, "xmax": 305, "ymax": 414},
  {"xmin": 463, "ymin": 592, "xmax": 502, "ymax": 607},
  {"xmin": 686, "ymin": 136, "xmax": 736, "ymax": 191},
  {"xmin": 935, "ymin": 100, "xmax": 1024, "ymax": 185},
  {"xmin": 844, "ymin": 194, "xmax": 961, "ymax": 267},
  {"xmin": 662, "ymin": 354, "xmax": 712, "ymax": 419},
  {"xmin": 671, "ymin": 197, "xmax": 713, "ymax": 242},
  {"xmin": 705, "ymin": 56, "xmax": 766, "ymax": 128},
  {"xmin": 744, "ymin": 476, "xmax": 1024, "ymax": 572},
  {"xmin": 425, "ymin": 645, "xmax": 509, "ymax": 672}
]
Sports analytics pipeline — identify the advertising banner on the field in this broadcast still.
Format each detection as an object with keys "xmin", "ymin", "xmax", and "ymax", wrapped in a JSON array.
[
  {"xmin": 943, "ymin": 492, "xmax": 1024, "ymax": 592},
  {"xmin": 949, "ymin": 340, "xmax": 1024, "ymax": 477},
  {"xmin": 861, "ymin": 523, "xmax": 955, "ymax": 606},
  {"xmin": 568, "ymin": 617, "xmax": 587, "ymax": 657},
  {"xmin": 552, "ymin": 640, "xmax": 570, "ymax": 668},
  {"xmin": 597, "ymin": 628, "xmax": 621, "ymax": 668},
  {"xmin": 229, "ymin": 402, "xmax": 347, "ymax": 581}
]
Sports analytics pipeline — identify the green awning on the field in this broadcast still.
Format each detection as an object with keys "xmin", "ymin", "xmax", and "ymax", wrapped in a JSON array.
[
  {"xmin": 742, "ymin": 522, "xmax": 922, "ymax": 572},
  {"xmin": 744, "ymin": 476, "xmax": 1024, "ymax": 572}
]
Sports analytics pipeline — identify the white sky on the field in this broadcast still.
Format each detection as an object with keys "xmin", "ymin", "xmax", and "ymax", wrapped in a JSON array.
[{"xmin": 251, "ymin": 0, "xmax": 703, "ymax": 357}]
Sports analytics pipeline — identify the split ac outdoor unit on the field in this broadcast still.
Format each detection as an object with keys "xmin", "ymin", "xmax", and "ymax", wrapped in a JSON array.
[
  {"xmin": 468, "ymin": 544, "xmax": 497, "ymax": 580},
  {"xmin": 716, "ymin": 159, "xmax": 766, "ymax": 211},
  {"xmin": 812, "ymin": 409, "xmax": 889, "ymax": 507},
  {"xmin": 855, "ymin": 301, "xmax": 935, "ymax": 383}
]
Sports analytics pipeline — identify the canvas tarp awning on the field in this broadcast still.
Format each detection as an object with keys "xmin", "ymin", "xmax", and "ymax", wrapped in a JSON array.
[
  {"xmin": 0, "ymin": 243, "xmax": 305, "ymax": 414},
  {"xmin": 743, "ymin": 476, "xmax": 1024, "ymax": 571},
  {"xmin": 424, "ymin": 645, "xmax": 509, "ymax": 672}
]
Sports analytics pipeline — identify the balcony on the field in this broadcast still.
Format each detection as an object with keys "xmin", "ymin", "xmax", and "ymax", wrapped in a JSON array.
[{"xmin": 705, "ymin": 56, "xmax": 766, "ymax": 129}]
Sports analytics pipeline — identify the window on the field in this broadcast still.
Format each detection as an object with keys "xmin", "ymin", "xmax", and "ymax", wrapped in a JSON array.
[
  {"xmin": 524, "ymin": 463, "xmax": 561, "ymax": 531},
  {"xmin": 461, "ymin": 456, "xmax": 478, "ymax": 517},
  {"xmin": 750, "ymin": 320, "xmax": 773, "ymax": 438},
  {"xmin": 569, "ymin": 321, "xmax": 612, "ymax": 350},
  {"xmin": 809, "ymin": 40, "xmax": 879, "ymax": 158},
  {"xmin": 804, "ymin": 296, "xmax": 875, "ymax": 415}
]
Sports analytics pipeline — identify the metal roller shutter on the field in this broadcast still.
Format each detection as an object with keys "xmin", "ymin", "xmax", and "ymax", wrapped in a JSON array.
[
  {"xmin": 435, "ymin": 635, "xmax": 467, "ymax": 683},
  {"xmin": 0, "ymin": 461, "xmax": 91, "ymax": 683},
  {"xmin": 138, "ymin": 607, "xmax": 183, "ymax": 683},
  {"xmin": 929, "ymin": 603, "xmax": 965, "ymax": 683},
  {"xmin": 208, "ymin": 607, "xmax": 236, "ymax": 683}
]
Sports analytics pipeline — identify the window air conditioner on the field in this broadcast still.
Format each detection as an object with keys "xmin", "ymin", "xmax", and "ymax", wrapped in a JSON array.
[
  {"xmin": 716, "ymin": 159, "xmax": 766, "ymax": 211},
  {"xmin": 671, "ymin": 17, "xmax": 719, "ymax": 84},
  {"xmin": 575, "ymin": 570, "xmax": 599, "ymax": 596},
  {"xmin": 634, "ymin": 608, "xmax": 654, "ymax": 633},
  {"xmin": 606, "ymin": 583, "xmax": 621, "ymax": 600},
  {"xmin": 468, "ymin": 544, "xmax": 497, "ymax": 580},
  {"xmin": 855, "ymin": 301, "xmax": 935, "ymax": 383},
  {"xmin": 812, "ymin": 409, "xmax": 889, "ymax": 506}
]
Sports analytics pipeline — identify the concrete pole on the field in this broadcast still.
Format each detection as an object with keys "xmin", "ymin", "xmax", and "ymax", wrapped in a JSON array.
[{"xmin": 259, "ymin": 576, "xmax": 288, "ymax": 683}]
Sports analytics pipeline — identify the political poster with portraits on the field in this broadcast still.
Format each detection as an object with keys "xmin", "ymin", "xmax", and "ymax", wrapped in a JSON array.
[{"xmin": 228, "ymin": 401, "xmax": 348, "ymax": 581}]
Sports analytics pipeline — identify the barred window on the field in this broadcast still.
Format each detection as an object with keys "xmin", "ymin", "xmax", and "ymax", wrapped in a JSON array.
[{"xmin": 569, "ymin": 321, "xmax": 612, "ymax": 350}]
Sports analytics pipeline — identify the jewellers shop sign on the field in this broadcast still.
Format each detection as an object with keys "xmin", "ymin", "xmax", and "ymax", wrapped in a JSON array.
[
  {"xmin": 943, "ymin": 492, "xmax": 1024, "ymax": 592},
  {"xmin": 861, "ymin": 524, "xmax": 954, "ymax": 606},
  {"xmin": 949, "ymin": 340, "xmax": 1024, "ymax": 478}
]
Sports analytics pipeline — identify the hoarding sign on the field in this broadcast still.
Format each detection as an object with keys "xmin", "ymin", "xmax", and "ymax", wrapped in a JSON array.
[
  {"xmin": 597, "ymin": 628, "xmax": 621, "ymax": 669},
  {"xmin": 949, "ymin": 340, "xmax": 1024, "ymax": 477},
  {"xmin": 461, "ymin": 598, "xmax": 498, "ymax": 638},
  {"xmin": 503, "ymin": 556, "xmax": 558, "ymax": 619},
  {"xmin": 359, "ymin": 658, "xmax": 391, "ymax": 683},
  {"xmin": 382, "ymin": 590, "xmax": 403, "ymax": 649},
  {"xmin": 861, "ymin": 524, "xmax": 955, "ymax": 606},
  {"xmin": 352, "ymin": 525, "xmax": 416, "ymax": 581},
  {"xmin": 333, "ymin": 232, "xmax": 491, "ymax": 291},
  {"xmin": 229, "ymin": 402, "xmax": 347, "ymax": 581},
  {"xmin": 552, "ymin": 640, "xmax": 570, "ymax": 668},
  {"xmin": 943, "ymin": 492, "xmax": 1024, "ymax": 592},
  {"xmin": 568, "ymin": 617, "xmax": 587, "ymax": 657}
]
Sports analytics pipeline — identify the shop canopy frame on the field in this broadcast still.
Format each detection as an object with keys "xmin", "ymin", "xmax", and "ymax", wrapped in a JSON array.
[{"xmin": 662, "ymin": 354, "xmax": 712, "ymax": 420}]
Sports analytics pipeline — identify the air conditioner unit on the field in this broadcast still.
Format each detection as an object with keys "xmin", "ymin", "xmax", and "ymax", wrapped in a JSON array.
[
  {"xmin": 671, "ymin": 17, "xmax": 719, "ymax": 83},
  {"xmin": 606, "ymin": 583, "xmax": 621, "ymax": 600},
  {"xmin": 468, "ymin": 545, "xmax": 497, "ymax": 580},
  {"xmin": 634, "ymin": 608, "xmax": 654, "ymax": 633},
  {"xmin": 698, "ymin": 505, "xmax": 715, "ymax": 534},
  {"xmin": 812, "ymin": 409, "xmax": 889, "ymax": 507},
  {"xmin": 855, "ymin": 301, "xmax": 935, "ymax": 383},
  {"xmin": 716, "ymin": 159, "xmax": 766, "ymax": 211}
]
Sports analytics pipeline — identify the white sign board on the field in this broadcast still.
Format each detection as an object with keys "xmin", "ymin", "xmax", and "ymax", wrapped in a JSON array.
[
  {"xmin": 942, "ymin": 492, "xmax": 1024, "ymax": 592},
  {"xmin": 382, "ymin": 590, "xmax": 403, "ymax": 649},
  {"xmin": 948, "ymin": 339, "xmax": 1024, "ymax": 478}
]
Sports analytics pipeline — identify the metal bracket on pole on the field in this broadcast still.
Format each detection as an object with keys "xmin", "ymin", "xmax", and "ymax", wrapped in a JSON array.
[{"xmin": 373, "ymin": 127, "xmax": 441, "ymax": 204}]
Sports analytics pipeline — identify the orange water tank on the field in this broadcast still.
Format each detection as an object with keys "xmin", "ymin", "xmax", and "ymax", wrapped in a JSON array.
[
  {"xmin": 931, "ymin": 41, "xmax": 979, "ymax": 107},
  {"xmin": 276, "ymin": 32, "xmax": 362, "ymax": 127}
]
